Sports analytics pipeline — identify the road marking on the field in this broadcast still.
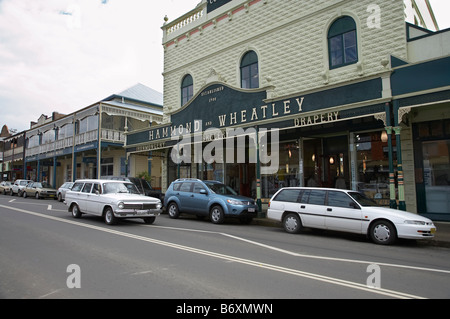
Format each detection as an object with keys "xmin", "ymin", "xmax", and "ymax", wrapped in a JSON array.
[
  {"xmin": 144, "ymin": 224, "xmax": 450, "ymax": 275},
  {"xmin": 0, "ymin": 204, "xmax": 427, "ymax": 299},
  {"xmin": 9, "ymin": 199, "xmax": 16, "ymax": 203}
]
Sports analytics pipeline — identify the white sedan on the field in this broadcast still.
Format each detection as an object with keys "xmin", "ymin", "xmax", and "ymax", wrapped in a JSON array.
[
  {"xmin": 65, "ymin": 179, "xmax": 162, "ymax": 225},
  {"xmin": 267, "ymin": 187, "xmax": 437, "ymax": 245}
]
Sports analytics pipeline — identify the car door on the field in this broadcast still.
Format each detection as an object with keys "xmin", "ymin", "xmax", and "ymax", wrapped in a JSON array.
[
  {"xmin": 188, "ymin": 182, "xmax": 211, "ymax": 215},
  {"xmin": 24, "ymin": 182, "xmax": 34, "ymax": 197},
  {"xmin": 177, "ymin": 182, "xmax": 194, "ymax": 212},
  {"xmin": 78, "ymin": 183, "xmax": 93, "ymax": 213},
  {"xmin": 85, "ymin": 183, "xmax": 102, "ymax": 216},
  {"xmin": 325, "ymin": 190, "xmax": 363, "ymax": 233},
  {"xmin": 299, "ymin": 189, "xmax": 326, "ymax": 229}
]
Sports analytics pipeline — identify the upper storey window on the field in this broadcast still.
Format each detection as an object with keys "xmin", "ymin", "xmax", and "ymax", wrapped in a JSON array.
[
  {"xmin": 328, "ymin": 16, "xmax": 358, "ymax": 69},
  {"xmin": 240, "ymin": 51, "xmax": 259, "ymax": 89},
  {"xmin": 181, "ymin": 74, "xmax": 194, "ymax": 106}
]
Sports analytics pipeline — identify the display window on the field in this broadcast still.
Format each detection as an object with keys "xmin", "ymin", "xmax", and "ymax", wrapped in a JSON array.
[{"xmin": 354, "ymin": 131, "xmax": 396, "ymax": 206}]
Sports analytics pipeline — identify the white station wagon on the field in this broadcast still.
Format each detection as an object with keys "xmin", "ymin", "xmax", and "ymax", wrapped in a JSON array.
[
  {"xmin": 267, "ymin": 187, "xmax": 436, "ymax": 245},
  {"xmin": 65, "ymin": 179, "xmax": 162, "ymax": 225}
]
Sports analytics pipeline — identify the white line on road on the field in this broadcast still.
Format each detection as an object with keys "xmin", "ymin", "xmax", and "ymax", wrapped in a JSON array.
[
  {"xmin": 0, "ymin": 204, "xmax": 427, "ymax": 299},
  {"xmin": 143, "ymin": 224, "xmax": 450, "ymax": 275}
]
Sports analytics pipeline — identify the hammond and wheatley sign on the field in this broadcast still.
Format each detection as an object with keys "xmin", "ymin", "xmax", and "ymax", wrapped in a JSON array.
[{"xmin": 126, "ymin": 78, "xmax": 383, "ymax": 146}]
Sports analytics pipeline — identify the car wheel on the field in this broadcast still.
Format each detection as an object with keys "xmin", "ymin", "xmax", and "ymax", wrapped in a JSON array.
[
  {"xmin": 370, "ymin": 220, "xmax": 397, "ymax": 245},
  {"xmin": 9, "ymin": 190, "xmax": 13, "ymax": 196},
  {"xmin": 58, "ymin": 193, "xmax": 63, "ymax": 202},
  {"xmin": 23, "ymin": 191, "xmax": 27, "ymax": 198},
  {"xmin": 168, "ymin": 202, "xmax": 180, "ymax": 219},
  {"xmin": 71, "ymin": 204, "xmax": 82, "ymax": 219},
  {"xmin": 283, "ymin": 213, "xmax": 302, "ymax": 234},
  {"xmin": 35, "ymin": 192, "xmax": 40, "ymax": 199},
  {"xmin": 143, "ymin": 217, "xmax": 156, "ymax": 224},
  {"xmin": 104, "ymin": 207, "xmax": 117, "ymax": 225},
  {"xmin": 210, "ymin": 205, "xmax": 225, "ymax": 224}
]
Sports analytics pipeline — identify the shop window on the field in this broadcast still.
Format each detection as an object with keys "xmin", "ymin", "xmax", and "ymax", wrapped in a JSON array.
[
  {"xmin": 240, "ymin": 51, "xmax": 259, "ymax": 89},
  {"xmin": 101, "ymin": 158, "xmax": 114, "ymax": 177},
  {"xmin": 181, "ymin": 74, "xmax": 194, "ymax": 106},
  {"xmin": 355, "ymin": 132, "xmax": 395, "ymax": 206},
  {"xmin": 328, "ymin": 16, "xmax": 358, "ymax": 69},
  {"xmin": 261, "ymin": 140, "xmax": 300, "ymax": 199}
]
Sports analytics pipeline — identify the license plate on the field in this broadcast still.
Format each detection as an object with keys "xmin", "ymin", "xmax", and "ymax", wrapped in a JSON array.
[
  {"xmin": 248, "ymin": 208, "xmax": 255, "ymax": 213},
  {"xmin": 431, "ymin": 228, "xmax": 436, "ymax": 234}
]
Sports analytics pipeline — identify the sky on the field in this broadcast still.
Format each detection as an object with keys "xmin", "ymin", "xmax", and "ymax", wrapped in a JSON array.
[{"xmin": 0, "ymin": 0, "xmax": 449, "ymax": 132}]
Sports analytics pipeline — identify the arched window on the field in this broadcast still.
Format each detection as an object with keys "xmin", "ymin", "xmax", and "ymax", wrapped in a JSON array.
[
  {"xmin": 181, "ymin": 74, "xmax": 194, "ymax": 105},
  {"xmin": 328, "ymin": 16, "xmax": 358, "ymax": 69},
  {"xmin": 240, "ymin": 51, "xmax": 259, "ymax": 89}
]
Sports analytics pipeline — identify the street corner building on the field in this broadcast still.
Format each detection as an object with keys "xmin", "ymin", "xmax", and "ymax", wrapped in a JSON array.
[{"xmin": 124, "ymin": 0, "xmax": 450, "ymax": 221}]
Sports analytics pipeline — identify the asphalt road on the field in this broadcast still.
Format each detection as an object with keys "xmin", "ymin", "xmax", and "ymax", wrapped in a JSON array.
[{"xmin": 1, "ymin": 194, "xmax": 449, "ymax": 301}]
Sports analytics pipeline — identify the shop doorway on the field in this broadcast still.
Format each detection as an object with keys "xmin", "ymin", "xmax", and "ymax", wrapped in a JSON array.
[
  {"xmin": 303, "ymin": 136, "xmax": 349, "ymax": 189},
  {"xmin": 413, "ymin": 119, "xmax": 450, "ymax": 221},
  {"xmin": 225, "ymin": 163, "xmax": 256, "ymax": 198}
]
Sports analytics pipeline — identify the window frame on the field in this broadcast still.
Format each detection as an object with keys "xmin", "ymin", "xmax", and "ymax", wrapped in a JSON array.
[
  {"xmin": 240, "ymin": 51, "xmax": 259, "ymax": 89},
  {"xmin": 328, "ymin": 16, "xmax": 358, "ymax": 69},
  {"xmin": 181, "ymin": 74, "xmax": 194, "ymax": 106}
]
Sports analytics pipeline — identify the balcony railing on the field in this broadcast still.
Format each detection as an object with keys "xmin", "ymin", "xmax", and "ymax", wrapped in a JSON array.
[
  {"xmin": 162, "ymin": 3, "xmax": 206, "ymax": 43},
  {"xmin": 25, "ymin": 129, "xmax": 126, "ymax": 159}
]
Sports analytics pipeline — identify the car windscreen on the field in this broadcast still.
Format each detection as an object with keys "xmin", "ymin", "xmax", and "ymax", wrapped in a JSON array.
[
  {"xmin": 348, "ymin": 191, "xmax": 378, "ymax": 207},
  {"xmin": 205, "ymin": 182, "xmax": 237, "ymax": 195},
  {"xmin": 102, "ymin": 182, "xmax": 140, "ymax": 194}
]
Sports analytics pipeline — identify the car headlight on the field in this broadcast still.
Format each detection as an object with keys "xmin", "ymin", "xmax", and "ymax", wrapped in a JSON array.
[
  {"xmin": 156, "ymin": 202, "xmax": 162, "ymax": 209},
  {"xmin": 118, "ymin": 202, "xmax": 125, "ymax": 209},
  {"xmin": 404, "ymin": 220, "xmax": 426, "ymax": 225},
  {"xmin": 227, "ymin": 199, "xmax": 244, "ymax": 205}
]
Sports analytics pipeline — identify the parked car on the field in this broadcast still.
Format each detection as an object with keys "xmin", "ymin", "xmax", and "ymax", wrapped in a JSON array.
[
  {"xmin": 164, "ymin": 179, "xmax": 258, "ymax": 224},
  {"xmin": 22, "ymin": 182, "xmax": 57, "ymax": 199},
  {"xmin": 267, "ymin": 187, "xmax": 437, "ymax": 245},
  {"xmin": 10, "ymin": 179, "xmax": 33, "ymax": 196},
  {"xmin": 0, "ymin": 181, "xmax": 13, "ymax": 195},
  {"xmin": 65, "ymin": 179, "xmax": 162, "ymax": 225},
  {"xmin": 57, "ymin": 182, "xmax": 74, "ymax": 202},
  {"xmin": 103, "ymin": 176, "xmax": 164, "ymax": 201}
]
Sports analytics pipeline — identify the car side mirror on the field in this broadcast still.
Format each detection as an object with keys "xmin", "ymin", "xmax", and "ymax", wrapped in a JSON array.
[{"xmin": 200, "ymin": 189, "xmax": 207, "ymax": 195}]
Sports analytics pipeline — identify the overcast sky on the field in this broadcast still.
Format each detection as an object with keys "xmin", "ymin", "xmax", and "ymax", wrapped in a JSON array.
[{"xmin": 0, "ymin": 0, "xmax": 449, "ymax": 132}]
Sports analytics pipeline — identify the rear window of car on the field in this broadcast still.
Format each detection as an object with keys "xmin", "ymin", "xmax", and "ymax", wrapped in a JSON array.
[
  {"xmin": 173, "ymin": 182, "xmax": 182, "ymax": 191},
  {"xmin": 274, "ymin": 189, "xmax": 301, "ymax": 203}
]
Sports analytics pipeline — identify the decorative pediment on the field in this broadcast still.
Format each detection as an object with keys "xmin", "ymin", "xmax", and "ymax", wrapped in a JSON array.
[{"xmin": 204, "ymin": 69, "xmax": 226, "ymax": 86}]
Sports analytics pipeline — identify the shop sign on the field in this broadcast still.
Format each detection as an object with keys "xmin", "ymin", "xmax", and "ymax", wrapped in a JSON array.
[
  {"xmin": 127, "ymin": 78, "xmax": 382, "ymax": 146},
  {"xmin": 294, "ymin": 111, "xmax": 340, "ymax": 128}
]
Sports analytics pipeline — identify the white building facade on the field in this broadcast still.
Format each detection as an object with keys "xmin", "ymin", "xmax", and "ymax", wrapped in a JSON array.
[{"xmin": 127, "ymin": 0, "xmax": 450, "ymax": 220}]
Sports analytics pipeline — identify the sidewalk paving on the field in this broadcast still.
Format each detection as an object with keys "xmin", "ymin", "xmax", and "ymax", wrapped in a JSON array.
[{"xmin": 252, "ymin": 218, "xmax": 450, "ymax": 248}]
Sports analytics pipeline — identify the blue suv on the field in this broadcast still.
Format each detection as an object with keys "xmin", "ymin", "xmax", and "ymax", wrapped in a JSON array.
[{"xmin": 164, "ymin": 179, "xmax": 258, "ymax": 224}]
